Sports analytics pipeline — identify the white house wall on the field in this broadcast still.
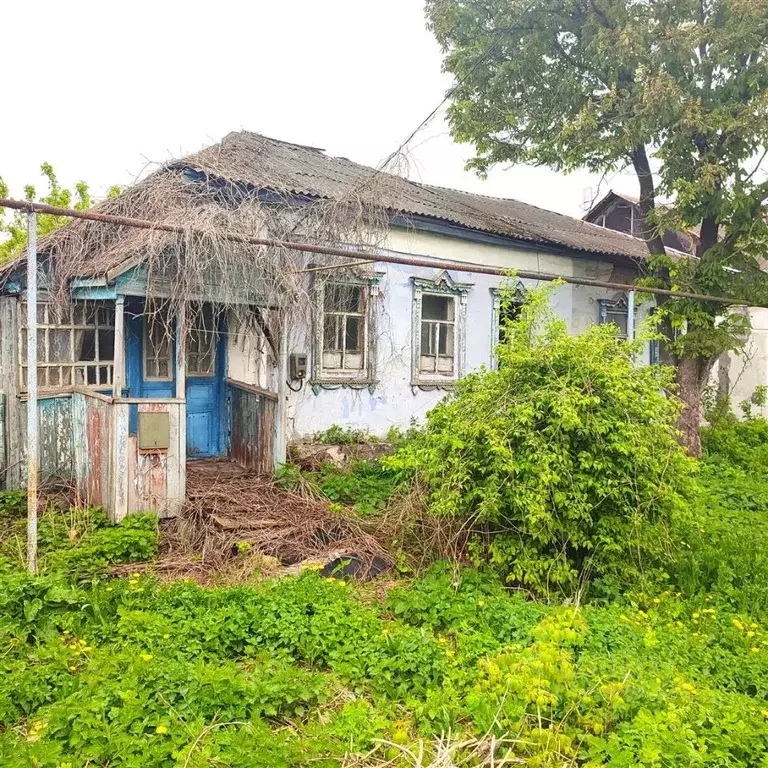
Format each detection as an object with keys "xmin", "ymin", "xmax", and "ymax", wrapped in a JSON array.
[
  {"xmin": 270, "ymin": 228, "xmax": 655, "ymax": 439},
  {"xmin": 717, "ymin": 308, "xmax": 768, "ymax": 418}
]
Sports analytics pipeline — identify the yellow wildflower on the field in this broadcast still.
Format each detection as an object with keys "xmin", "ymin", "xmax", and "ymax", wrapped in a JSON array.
[
  {"xmin": 748, "ymin": 631, "xmax": 756, "ymax": 638},
  {"xmin": 155, "ymin": 725, "xmax": 168, "ymax": 735},
  {"xmin": 477, "ymin": 600, "xmax": 486, "ymax": 607},
  {"xmin": 139, "ymin": 653, "xmax": 153, "ymax": 662}
]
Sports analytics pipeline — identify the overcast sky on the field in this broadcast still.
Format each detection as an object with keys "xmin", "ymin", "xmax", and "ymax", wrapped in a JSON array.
[{"xmin": 2, "ymin": 0, "xmax": 638, "ymax": 219}]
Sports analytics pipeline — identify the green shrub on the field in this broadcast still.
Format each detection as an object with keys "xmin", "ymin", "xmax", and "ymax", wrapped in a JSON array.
[
  {"xmin": 387, "ymin": 285, "xmax": 692, "ymax": 597},
  {"xmin": 0, "ymin": 490, "xmax": 25, "ymax": 518},
  {"xmin": 43, "ymin": 512, "xmax": 158, "ymax": 578},
  {"xmin": 314, "ymin": 424, "xmax": 378, "ymax": 444},
  {"xmin": 316, "ymin": 460, "xmax": 400, "ymax": 516},
  {"xmin": 670, "ymin": 418, "xmax": 768, "ymax": 618}
]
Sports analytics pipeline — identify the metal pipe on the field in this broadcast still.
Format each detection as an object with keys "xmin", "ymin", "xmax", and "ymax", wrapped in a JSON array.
[
  {"xmin": 26, "ymin": 212, "xmax": 38, "ymax": 574},
  {"xmin": 627, "ymin": 290, "xmax": 636, "ymax": 340},
  {"xmin": 274, "ymin": 313, "xmax": 289, "ymax": 469},
  {"xmin": 0, "ymin": 197, "xmax": 759, "ymax": 308}
]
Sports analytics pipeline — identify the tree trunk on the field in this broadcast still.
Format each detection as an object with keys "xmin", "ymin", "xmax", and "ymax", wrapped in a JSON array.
[{"xmin": 675, "ymin": 354, "xmax": 717, "ymax": 458}]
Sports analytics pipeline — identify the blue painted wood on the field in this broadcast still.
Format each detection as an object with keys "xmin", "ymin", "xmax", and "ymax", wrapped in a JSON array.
[
  {"xmin": 123, "ymin": 298, "xmax": 226, "ymax": 458},
  {"xmin": 185, "ymin": 312, "xmax": 226, "ymax": 458}
]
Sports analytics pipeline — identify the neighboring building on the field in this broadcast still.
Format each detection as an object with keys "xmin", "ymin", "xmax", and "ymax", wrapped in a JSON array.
[
  {"xmin": 0, "ymin": 132, "xmax": 658, "ymax": 518},
  {"xmin": 584, "ymin": 190, "xmax": 698, "ymax": 255},
  {"xmin": 586, "ymin": 189, "xmax": 768, "ymax": 417}
]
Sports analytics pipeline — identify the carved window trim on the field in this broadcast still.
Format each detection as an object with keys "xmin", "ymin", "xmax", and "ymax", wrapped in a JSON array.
[
  {"xmin": 490, "ymin": 281, "xmax": 526, "ymax": 369},
  {"xmin": 411, "ymin": 270, "xmax": 472, "ymax": 386},
  {"xmin": 312, "ymin": 271, "xmax": 379, "ymax": 385},
  {"xmin": 598, "ymin": 293, "xmax": 631, "ymax": 339}
]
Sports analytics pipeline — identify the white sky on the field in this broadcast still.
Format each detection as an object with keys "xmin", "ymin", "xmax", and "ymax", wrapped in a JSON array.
[{"xmin": 1, "ymin": 0, "xmax": 639, "ymax": 219}]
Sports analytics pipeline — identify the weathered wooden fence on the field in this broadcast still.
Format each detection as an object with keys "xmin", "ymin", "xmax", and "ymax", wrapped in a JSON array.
[{"xmin": 227, "ymin": 379, "xmax": 276, "ymax": 473}]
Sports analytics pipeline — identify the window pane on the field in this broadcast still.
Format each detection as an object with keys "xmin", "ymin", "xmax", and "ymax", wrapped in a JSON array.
[
  {"xmin": 437, "ymin": 354, "xmax": 454, "ymax": 373},
  {"xmin": 37, "ymin": 329, "xmax": 46, "ymax": 363},
  {"xmin": 50, "ymin": 330, "xmax": 72, "ymax": 362},
  {"xmin": 422, "ymin": 294, "xmax": 453, "ymax": 321},
  {"xmin": 325, "ymin": 284, "xmax": 362, "ymax": 313},
  {"xmin": 345, "ymin": 352, "xmax": 363, "ymax": 371},
  {"xmin": 607, "ymin": 310, "xmax": 628, "ymax": 336},
  {"xmin": 98, "ymin": 330, "xmax": 115, "ymax": 362},
  {"xmin": 421, "ymin": 322, "xmax": 433, "ymax": 354},
  {"xmin": 439, "ymin": 323, "xmax": 454, "ymax": 355},
  {"xmin": 324, "ymin": 314, "xmax": 341, "ymax": 352},
  {"xmin": 420, "ymin": 354, "xmax": 437, "ymax": 374},
  {"xmin": 345, "ymin": 316, "xmax": 361, "ymax": 352},
  {"xmin": 76, "ymin": 329, "xmax": 97, "ymax": 361}
]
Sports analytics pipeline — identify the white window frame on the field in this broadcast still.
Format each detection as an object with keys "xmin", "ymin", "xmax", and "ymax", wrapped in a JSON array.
[
  {"xmin": 490, "ymin": 281, "xmax": 526, "ymax": 368},
  {"xmin": 186, "ymin": 303, "xmax": 218, "ymax": 378},
  {"xmin": 313, "ymin": 274, "xmax": 379, "ymax": 384},
  {"xmin": 19, "ymin": 300, "xmax": 115, "ymax": 391},
  {"xmin": 411, "ymin": 270, "xmax": 472, "ymax": 386},
  {"xmin": 598, "ymin": 294, "xmax": 631, "ymax": 339},
  {"xmin": 143, "ymin": 310, "xmax": 174, "ymax": 382}
]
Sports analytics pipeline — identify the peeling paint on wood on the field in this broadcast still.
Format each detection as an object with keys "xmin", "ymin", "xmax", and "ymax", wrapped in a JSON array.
[{"xmin": 228, "ymin": 382, "xmax": 276, "ymax": 473}]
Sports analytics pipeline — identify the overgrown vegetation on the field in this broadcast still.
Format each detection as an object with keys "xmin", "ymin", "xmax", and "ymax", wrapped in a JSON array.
[
  {"xmin": 387, "ymin": 287, "xmax": 691, "ymax": 598},
  {"xmin": 6, "ymin": 293, "xmax": 768, "ymax": 765},
  {"xmin": 5, "ymin": 433, "xmax": 768, "ymax": 767}
]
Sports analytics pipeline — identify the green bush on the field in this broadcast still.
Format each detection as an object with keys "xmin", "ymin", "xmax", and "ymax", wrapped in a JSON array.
[
  {"xmin": 42, "ymin": 511, "xmax": 158, "ymax": 578},
  {"xmin": 387, "ymin": 286, "xmax": 692, "ymax": 597},
  {"xmin": 0, "ymin": 490, "xmax": 25, "ymax": 518},
  {"xmin": 670, "ymin": 418, "xmax": 768, "ymax": 618},
  {"xmin": 316, "ymin": 460, "xmax": 400, "ymax": 516}
]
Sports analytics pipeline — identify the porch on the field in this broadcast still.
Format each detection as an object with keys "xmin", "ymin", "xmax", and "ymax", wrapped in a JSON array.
[{"xmin": 0, "ymin": 294, "xmax": 278, "ymax": 519}]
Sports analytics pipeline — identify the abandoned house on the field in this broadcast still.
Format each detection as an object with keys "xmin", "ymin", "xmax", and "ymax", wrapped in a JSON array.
[{"xmin": 0, "ymin": 132, "xmax": 700, "ymax": 518}]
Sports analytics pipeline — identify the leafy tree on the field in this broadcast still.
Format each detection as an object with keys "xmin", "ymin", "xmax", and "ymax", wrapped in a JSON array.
[
  {"xmin": 0, "ymin": 164, "xmax": 118, "ymax": 263},
  {"xmin": 426, "ymin": 0, "xmax": 768, "ymax": 455},
  {"xmin": 387, "ymin": 285, "xmax": 692, "ymax": 598}
]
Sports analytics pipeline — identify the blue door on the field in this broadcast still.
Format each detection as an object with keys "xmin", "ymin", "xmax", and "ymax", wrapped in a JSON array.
[
  {"xmin": 124, "ymin": 299, "xmax": 226, "ymax": 458},
  {"xmin": 184, "ymin": 304, "xmax": 225, "ymax": 458}
]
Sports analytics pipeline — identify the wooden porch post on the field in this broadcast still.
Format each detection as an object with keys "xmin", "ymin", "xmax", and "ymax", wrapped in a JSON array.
[
  {"xmin": 113, "ymin": 296, "xmax": 125, "ymax": 396},
  {"xmin": 175, "ymin": 306, "xmax": 186, "ymax": 501}
]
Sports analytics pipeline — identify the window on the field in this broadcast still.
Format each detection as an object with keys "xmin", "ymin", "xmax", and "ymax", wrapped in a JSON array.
[
  {"xmin": 322, "ymin": 283, "xmax": 365, "ymax": 372},
  {"xmin": 187, "ymin": 303, "xmax": 217, "ymax": 376},
  {"xmin": 20, "ymin": 301, "xmax": 115, "ymax": 390},
  {"xmin": 491, "ymin": 282, "xmax": 526, "ymax": 366},
  {"xmin": 598, "ymin": 295, "xmax": 630, "ymax": 338},
  {"xmin": 143, "ymin": 310, "xmax": 173, "ymax": 381},
  {"xmin": 411, "ymin": 271, "xmax": 471, "ymax": 385},
  {"xmin": 419, "ymin": 294, "xmax": 456, "ymax": 375},
  {"xmin": 313, "ymin": 275, "xmax": 378, "ymax": 383}
]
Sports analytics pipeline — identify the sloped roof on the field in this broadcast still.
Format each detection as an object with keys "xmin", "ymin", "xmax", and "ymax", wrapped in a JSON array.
[
  {"xmin": 2, "ymin": 133, "xmax": 656, "ymax": 286},
  {"xmin": 176, "ymin": 132, "xmax": 652, "ymax": 262}
]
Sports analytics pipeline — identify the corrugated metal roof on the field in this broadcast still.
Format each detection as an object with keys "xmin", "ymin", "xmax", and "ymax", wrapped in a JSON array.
[{"xmin": 176, "ymin": 131, "xmax": 652, "ymax": 262}]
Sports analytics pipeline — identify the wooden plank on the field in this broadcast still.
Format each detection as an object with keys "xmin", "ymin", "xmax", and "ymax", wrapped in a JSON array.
[
  {"xmin": 113, "ymin": 296, "xmax": 125, "ymax": 396},
  {"xmin": 165, "ymin": 402, "xmax": 182, "ymax": 517},
  {"xmin": 1, "ymin": 297, "xmax": 22, "ymax": 488},
  {"xmin": 112, "ymin": 402, "xmax": 130, "ymax": 522},
  {"xmin": 225, "ymin": 377, "xmax": 278, "ymax": 401}
]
